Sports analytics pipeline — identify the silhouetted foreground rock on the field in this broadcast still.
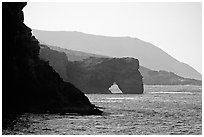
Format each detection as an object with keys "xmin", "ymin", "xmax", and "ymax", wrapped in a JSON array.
[{"xmin": 2, "ymin": 2, "xmax": 102, "ymax": 129}]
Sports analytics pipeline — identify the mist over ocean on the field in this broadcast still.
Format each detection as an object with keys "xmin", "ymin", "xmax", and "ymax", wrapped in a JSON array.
[{"xmin": 3, "ymin": 85, "xmax": 202, "ymax": 135}]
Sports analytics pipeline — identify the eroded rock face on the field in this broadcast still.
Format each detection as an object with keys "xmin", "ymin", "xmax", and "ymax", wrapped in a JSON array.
[
  {"xmin": 39, "ymin": 46, "xmax": 143, "ymax": 94},
  {"xmin": 3, "ymin": 2, "xmax": 102, "ymax": 126},
  {"xmin": 65, "ymin": 57, "xmax": 144, "ymax": 94}
]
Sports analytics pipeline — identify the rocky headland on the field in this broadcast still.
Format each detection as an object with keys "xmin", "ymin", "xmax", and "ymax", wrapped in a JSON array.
[
  {"xmin": 66, "ymin": 57, "xmax": 144, "ymax": 94},
  {"xmin": 3, "ymin": 2, "xmax": 102, "ymax": 129},
  {"xmin": 40, "ymin": 45, "xmax": 201, "ymax": 94},
  {"xmin": 40, "ymin": 45, "xmax": 144, "ymax": 94}
]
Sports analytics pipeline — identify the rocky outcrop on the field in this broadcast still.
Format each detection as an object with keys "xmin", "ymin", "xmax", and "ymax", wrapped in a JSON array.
[
  {"xmin": 66, "ymin": 57, "xmax": 144, "ymax": 94},
  {"xmin": 40, "ymin": 45, "xmax": 143, "ymax": 94},
  {"xmin": 3, "ymin": 2, "xmax": 102, "ymax": 128}
]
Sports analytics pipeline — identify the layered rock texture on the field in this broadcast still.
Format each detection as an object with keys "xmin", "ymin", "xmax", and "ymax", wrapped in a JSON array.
[{"xmin": 3, "ymin": 2, "xmax": 102, "ymax": 127}]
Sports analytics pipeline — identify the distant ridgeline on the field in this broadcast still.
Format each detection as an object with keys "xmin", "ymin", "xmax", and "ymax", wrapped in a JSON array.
[
  {"xmin": 33, "ymin": 29, "xmax": 202, "ymax": 80},
  {"xmin": 3, "ymin": 2, "xmax": 102, "ymax": 128},
  {"xmin": 39, "ymin": 45, "xmax": 201, "ymax": 94},
  {"xmin": 139, "ymin": 67, "xmax": 201, "ymax": 85}
]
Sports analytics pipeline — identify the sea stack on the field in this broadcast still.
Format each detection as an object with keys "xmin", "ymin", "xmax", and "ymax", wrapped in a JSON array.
[
  {"xmin": 40, "ymin": 46, "xmax": 144, "ymax": 94},
  {"xmin": 65, "ymin": 57, "xmax": 144, "ymax": 94}
]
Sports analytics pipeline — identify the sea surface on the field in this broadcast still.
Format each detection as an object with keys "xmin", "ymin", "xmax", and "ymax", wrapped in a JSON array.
[{"xmin": 3, "ymin": 85, "xmax": 202, "ymax": 135}]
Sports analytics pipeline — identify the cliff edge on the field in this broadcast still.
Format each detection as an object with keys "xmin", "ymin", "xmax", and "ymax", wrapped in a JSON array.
[
  {"xmin": 2, "ymin": 2, "xmax": 102, "ymax": 128},
  {"xmin": 65, "ymin": 57, "xmax": 144, "ymax": 94}
]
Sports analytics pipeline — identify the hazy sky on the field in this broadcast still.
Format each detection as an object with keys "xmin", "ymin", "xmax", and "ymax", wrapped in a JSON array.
[{"xmin": 23, "ymin": 2, "xmax": 202, "ymax": 73}]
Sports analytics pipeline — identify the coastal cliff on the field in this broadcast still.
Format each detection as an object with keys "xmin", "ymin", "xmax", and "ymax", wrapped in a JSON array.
[
  {"xmin": 66, "ymin": 57, "xmax": 144, "ymax": 94},
  {"xmin": 40, "ymin": 45, "xmax": 201, "ymax": 91},
  {"xmin": 40, "ymin": 46, "xmax": 144, "ymax": 94},
  {"xmin": 3, "ymin": 2, "xmax": 102, "ymax": 128}
]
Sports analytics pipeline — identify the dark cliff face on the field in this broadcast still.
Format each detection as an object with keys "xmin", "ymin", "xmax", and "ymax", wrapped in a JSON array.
[
  {"xmin": 66, "ymin": 57, "xmax": 144, "ymax": 94},
  {"xmin": 40, "ymin": 47, "xmax": 144, "ymax": 94},
  {"xmin": 2, "ymin": 2, "xmax": 102, "ymax": 124}
]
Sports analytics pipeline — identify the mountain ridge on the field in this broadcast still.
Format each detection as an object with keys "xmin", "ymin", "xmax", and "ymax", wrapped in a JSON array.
[{"xmin": 32, "ymin": 29, "xmax": 201, "ymax": 80}]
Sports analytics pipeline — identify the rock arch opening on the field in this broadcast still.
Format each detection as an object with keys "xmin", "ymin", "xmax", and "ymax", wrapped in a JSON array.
[{"xmin": 108, "ymin": 82, "xmax": 123, "ymax": 94}]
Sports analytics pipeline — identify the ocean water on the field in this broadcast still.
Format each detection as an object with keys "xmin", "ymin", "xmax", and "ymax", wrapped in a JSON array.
[{"xmin": 3, "ymin": 85, "xmax": 202, "ymax": 135}]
